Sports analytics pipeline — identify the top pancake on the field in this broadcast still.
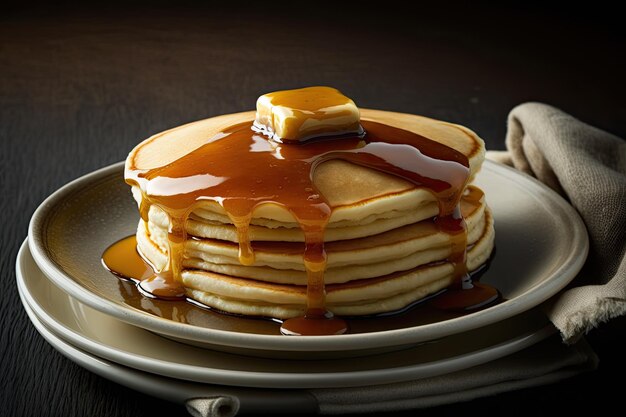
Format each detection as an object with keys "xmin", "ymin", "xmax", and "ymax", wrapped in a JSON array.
[{"xmin": 125, "ymin": 109, "xmax": 485, "ymax": 225}]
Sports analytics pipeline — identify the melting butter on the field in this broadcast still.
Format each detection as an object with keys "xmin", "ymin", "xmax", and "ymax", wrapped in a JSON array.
[{"xmin": 253, "ymin": 86, "xmax": 363, "ymax": 143}]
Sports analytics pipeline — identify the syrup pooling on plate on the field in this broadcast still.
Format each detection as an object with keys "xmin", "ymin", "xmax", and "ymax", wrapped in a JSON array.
[
  {"xmin": 101, "ymin": 235, "xmax": 153, "ymax": 282},
  {"xmin": 102, "ymin": 235, "xmax": 186, "ymax": 299}
]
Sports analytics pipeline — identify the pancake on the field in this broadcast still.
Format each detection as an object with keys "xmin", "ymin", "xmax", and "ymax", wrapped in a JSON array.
[
  {"xmin": 126, "ymin": 109, "xmax": 485, "ymax": 228},
  {"xmin": 182, "ymin": 209, "xmax": 494, "ymax": 319},
  {"xmin": 138, "ymin": 186, "xmax": 487, "ymax": 284}
]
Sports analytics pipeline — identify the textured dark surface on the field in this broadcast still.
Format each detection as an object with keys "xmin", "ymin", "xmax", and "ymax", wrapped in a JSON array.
[{"xmin": 1, "ymin": 3, "xmax": 625, "ymax": 416}]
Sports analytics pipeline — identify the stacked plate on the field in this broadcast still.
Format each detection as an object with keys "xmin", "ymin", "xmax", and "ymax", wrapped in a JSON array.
[{"xmin": 19, "ymin": 157, "xmax": 588, "ymax": 415}]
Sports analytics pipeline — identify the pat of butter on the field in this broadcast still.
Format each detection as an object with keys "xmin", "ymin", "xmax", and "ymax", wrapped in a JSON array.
[{"xmin": 253, "ymin": 86, "xmax": 363, "ymax": 143}]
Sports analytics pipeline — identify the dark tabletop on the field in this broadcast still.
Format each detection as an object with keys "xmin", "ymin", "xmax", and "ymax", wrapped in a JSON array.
[{"xmin": 1, "ymin": 3, "xmax": 625, "ymax": 416}]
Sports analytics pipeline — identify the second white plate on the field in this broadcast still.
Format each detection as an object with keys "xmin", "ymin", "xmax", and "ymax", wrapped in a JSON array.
[{"xmin": 18, "ymin": 240, "xmax": 555, "ymax": 388}]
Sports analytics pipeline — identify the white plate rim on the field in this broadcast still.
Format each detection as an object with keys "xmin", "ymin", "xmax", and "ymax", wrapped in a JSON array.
[{"xmin": 27, "ymin": 160, "xmax": 588, "ymax": 351}]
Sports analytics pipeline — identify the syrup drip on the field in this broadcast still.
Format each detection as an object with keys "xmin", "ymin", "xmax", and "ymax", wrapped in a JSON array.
[{"xmin": 119, "ymin": 118, "xmax": 497, "ymax": 335}]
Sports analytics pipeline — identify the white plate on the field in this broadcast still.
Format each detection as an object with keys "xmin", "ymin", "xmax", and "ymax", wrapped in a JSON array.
[
  {"xmin": 19, "ymin": 298, "xmax": 317, "ymax": 416},
  {"xmin": 18, "ymin": 240, "xmax": 555, "ymax": 388},
  {"xmin": 28, "ymin": 159, "xmax": 587, "ymax": 355}
]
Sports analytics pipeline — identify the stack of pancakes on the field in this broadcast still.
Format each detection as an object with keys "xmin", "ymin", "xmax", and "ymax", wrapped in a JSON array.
[{"xmin": 129, "ymin": 109, "xmax": 494, "ymax": 319}]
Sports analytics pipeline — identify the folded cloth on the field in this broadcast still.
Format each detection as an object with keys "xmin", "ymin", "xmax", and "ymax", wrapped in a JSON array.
[
  {"xmin": 185, "ymin": 335, "xmax": 597, "ymax": 416},
  {"xmin": 487, "ymin": 102, "xmax": 626, "ymax": 343}
]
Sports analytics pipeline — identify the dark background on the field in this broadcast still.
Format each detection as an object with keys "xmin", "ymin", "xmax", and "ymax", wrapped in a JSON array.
[{"xmin": 1, "ymin": 2, "xmax": 625, "ymax": 416}]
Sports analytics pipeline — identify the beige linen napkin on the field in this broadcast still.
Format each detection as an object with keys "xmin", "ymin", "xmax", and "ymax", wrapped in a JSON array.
[{"xmin": 487, "ymin": 102, "xmax": 626, "ymax": 343}]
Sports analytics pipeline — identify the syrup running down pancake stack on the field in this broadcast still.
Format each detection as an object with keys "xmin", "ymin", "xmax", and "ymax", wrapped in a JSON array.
[{"xmin": 124, "ymin": 87, "xmax": 496, "ymax": 335}]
